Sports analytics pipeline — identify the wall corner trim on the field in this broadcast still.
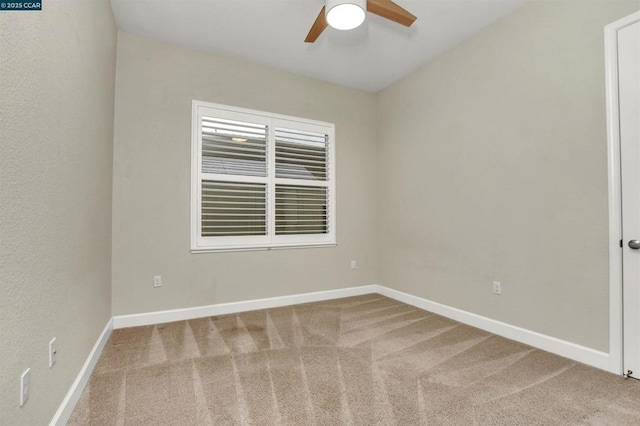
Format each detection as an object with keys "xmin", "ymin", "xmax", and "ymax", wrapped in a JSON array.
[
  {"xmin": 50, "ymin": 318, "xmax": 113, "ymax": 426},
  {"xmin": 112, "ymin": 285, "xmax": 379, "ymax": 329},
  {"xmin": 376, "ymin": 285, "xmax": 612, "ymax": 373}
]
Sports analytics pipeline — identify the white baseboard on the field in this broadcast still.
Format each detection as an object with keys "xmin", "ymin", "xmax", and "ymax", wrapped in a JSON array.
[
  {"xmin": 376, "ymin": 285, "xmax": 611, "ymax": 372},
  {"xmin": 49, "ymin": 283, "xmax": 614, "ymax": 425},
  {"xmin": 50, "ymin": 318, "xmax": 113, "ymax": 426},
  {"xmin": 112, "ymin": 285, "xmax": 378, "ymax": 329},
  {"xmin": 112, "ymin": 283, "xmax": 610, "ymax": 371}
]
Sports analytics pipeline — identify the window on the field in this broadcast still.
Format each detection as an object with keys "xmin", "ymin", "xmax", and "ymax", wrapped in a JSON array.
[{"xmin": 191, "ymin": 101, "xmax": 336, "ymax": 252}]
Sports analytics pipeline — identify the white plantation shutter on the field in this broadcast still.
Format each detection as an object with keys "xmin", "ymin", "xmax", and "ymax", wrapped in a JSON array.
[
  {"xmin": 275, "ymin": 185, "xmax": 328, "ymax": 235},
  {"xmin": 273, "ymin": 124, "xmax": 331, "ymax": 241},
  {"xmin": 275, "ymin": 127, "xmax": 328, "ymax": 181},
  {"xmin": 192, "ymin": 101, "xmax": 335, "ymax": 251},
  {"xmin": 201, "ymin": 181, "xmax": 267, "ymax": 237},
  {"xmin": 201, "ymin": 117, "xmax": 267, "ymax": 177}
]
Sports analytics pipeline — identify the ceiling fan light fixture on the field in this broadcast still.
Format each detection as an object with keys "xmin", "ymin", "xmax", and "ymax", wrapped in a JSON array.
[{"xmin": 326, "ymin": 0, "xmax": 366, "ymax": 31}]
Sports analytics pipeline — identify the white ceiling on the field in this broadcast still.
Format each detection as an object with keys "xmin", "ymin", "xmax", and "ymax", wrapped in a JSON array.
[{"xmin": 110, "ymin": 0, "xmax": 527, "ymax": 92}]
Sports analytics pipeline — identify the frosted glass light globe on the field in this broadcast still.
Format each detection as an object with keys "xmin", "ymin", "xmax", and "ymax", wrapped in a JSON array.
[{"xmin": 326, "ymin": 0, "xmax": 366, "ymax": 31}]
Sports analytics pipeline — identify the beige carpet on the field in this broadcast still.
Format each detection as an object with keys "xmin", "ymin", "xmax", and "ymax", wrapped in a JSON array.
[{"xmin": 68, "ymin": 294, "xmax": 640, "ymax": 425}]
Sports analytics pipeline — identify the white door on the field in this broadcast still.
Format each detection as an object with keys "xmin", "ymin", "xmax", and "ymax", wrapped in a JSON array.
[{"xmin": 619, "ymin": 17, "xmax": 640, "ymax": 378}]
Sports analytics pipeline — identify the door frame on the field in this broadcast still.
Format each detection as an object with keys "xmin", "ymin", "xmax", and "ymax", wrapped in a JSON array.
[{"xmin": 605, "ymin": 11, "xmax": 640, "ymax": 376}]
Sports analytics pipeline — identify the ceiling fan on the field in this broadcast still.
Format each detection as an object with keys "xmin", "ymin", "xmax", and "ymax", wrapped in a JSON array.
[{"xmin": 305, "ymin": 0, "xmax": 417, "ymax": 43}]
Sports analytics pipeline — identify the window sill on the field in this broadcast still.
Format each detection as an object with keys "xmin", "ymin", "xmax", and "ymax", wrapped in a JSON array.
[{"xmin": 190, "ymin": 243, "xmax": 337, "ymax": 254}]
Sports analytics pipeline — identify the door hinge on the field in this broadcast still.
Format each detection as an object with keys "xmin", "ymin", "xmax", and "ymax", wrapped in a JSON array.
[{"xmin": 620, "ymin": 239, "xmax": 624, "ymax": 248}]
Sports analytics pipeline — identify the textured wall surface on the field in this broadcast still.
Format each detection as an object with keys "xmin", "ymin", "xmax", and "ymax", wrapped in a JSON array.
[
  {"xmin": 376, "ymin": 0, "xmax": 639, "ymax": 352},
  {"xmin": 0, "ymin": 1, "xmax": 117, "ymax": 424},
  {"xmin": 111, "ymin": 32, "xmax": 378, "ymax": 316}
]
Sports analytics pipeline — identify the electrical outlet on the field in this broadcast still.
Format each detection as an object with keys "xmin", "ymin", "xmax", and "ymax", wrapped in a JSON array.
[
  {"xmin": 350, "ymin": 260, "xmax": 357, "ymax": 270},
  {"xmin": 49, "ymin": 337, "xmax": 57, "ymax": 368},
  {"xmin": 153, "ymin": 275, "xmax": 162, "ymax": 288},
  {"xmin": 20, "ymin": 368, "xmax": 30, "ymax": 407},
  {"xmin": 493, "ymin": 281, "xmax": 502, "ymax": 295}
]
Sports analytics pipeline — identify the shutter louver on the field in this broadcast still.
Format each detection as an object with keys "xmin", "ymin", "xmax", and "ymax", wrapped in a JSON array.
[
  {"xmin": 201, "ymin": 181, "xmax": 267, "ymax": 237},
  {"xmin": 275, "ymin": 128, "xmax": 328, "ymax": 181},
  {"xmin": 202, "ymin": 116, "xmax": 267, "ymax": 177},
  {"xmin": 276, "ymin": 185, "xmax": 328, "ymax": 235}
]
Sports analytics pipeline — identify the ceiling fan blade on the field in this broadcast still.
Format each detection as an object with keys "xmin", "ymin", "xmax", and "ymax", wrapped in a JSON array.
[
  {"xmin": 367, "ymin": 0, "xmax": 417, "ymax": 27},
  {"xmin": 305, "ymin": 6, "xmax": 328, "ymax": 43}
]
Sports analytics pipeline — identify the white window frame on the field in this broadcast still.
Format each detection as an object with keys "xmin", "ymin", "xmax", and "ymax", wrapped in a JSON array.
[{"xmin": 191, "ymin": 100, "xmax": 336, "ymax": 253}]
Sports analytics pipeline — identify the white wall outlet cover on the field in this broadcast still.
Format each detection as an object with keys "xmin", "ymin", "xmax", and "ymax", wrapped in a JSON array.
[
  {"xmin": 153, "ymin": 275, "xmax": 162, "ymax": 287},
  {"xmin": 49, "ymin": 337, "xmax": 57, "ymax": 368},
  {"xmin": 350, "ymin": 260, "xmax": 357, "ymax": 270},
  {"xmin": 493, "ymin": 281, "xmax": 502, "ymax": 295},
  {"xmin": 20, "ymin": 368, "xmax": 30, "ymax": 406}
]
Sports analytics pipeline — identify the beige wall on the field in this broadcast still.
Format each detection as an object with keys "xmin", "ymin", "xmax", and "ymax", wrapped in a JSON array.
[
  {"xmin": 3, "ymin": 3, "xmax": 636, "ymax": 421},
  {"xmin": 111, "ymin": 32, "xmax": 378, "ymax": 316},
  {"xmin": 377, "ymin": 0, "xmax": 639, "ymax": 352},
  {"xmin": 0, "ymin": 1, "xmax": 116, "ymax": 424}
]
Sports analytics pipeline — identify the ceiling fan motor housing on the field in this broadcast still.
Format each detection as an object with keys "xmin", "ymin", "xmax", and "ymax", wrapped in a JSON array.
[{"xmin": 326, "ymin": 0, "xmax": 367, "ymax": 30}]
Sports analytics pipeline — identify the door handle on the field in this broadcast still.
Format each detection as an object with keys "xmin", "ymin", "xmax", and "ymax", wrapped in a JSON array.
[{"xmin": 629, "ymin": 240, "xmax": 640, "ymax": 249}]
